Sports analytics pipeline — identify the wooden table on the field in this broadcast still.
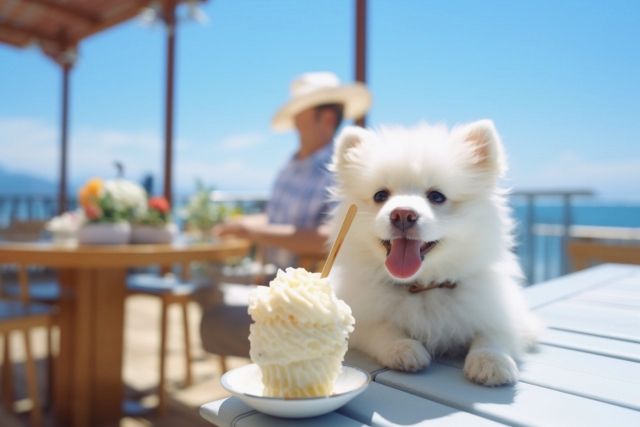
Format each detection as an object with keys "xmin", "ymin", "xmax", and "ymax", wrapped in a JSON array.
[
  {"xmin": 200, "ymin": 263, "xmax": 640, "ymax": 426},
  {"xmin": 0, "ymin": 238, "xmax": 249, "ymax": 427}
]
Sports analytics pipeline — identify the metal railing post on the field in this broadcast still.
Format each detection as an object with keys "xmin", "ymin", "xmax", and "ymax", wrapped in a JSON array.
[
  {"xmin": 560, "ymin": 194, "xmax": 573, "ymax": 274},
  {"xmin": 525, "ymin": 194, "xmax": 536, "ymax": 284}
]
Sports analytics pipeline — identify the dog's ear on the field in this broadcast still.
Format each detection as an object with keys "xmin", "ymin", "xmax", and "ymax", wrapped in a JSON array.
[
  {"xmin": 457, "ymin": 119, "xmax": 507, "ymax": 178},
  {"xmin": 332, "ymin": 126, "xmax": 373, "ymax": 172}
]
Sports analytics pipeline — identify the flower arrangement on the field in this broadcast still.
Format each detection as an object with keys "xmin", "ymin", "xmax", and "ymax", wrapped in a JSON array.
[
  {"xmin": 182, "ymin": 181, "xmax": 229, "ymax": 234},
  {"xmin": 78, "ymin": 178, "xmax": 147, "ymax": 223},
  {"xmin": 130, "ymin": 195, "xmax": 176, "ymax": 244},
  {"xmin": 136, "ymin": 196, "xmax": 172, "ymax": 226}
]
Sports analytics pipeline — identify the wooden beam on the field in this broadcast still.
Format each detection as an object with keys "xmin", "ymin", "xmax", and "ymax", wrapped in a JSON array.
[
  {"xmin": 22, "ymin": 0, "xmax": 100, "ymax": 25},
  {"xmin": 0, "ymin": 31, "xmax": 30, "ymax": 48},
  {"xmin": 68, "ymin": 0, "xmax": 151, "ymax": 44},
  {"xmin": 0, "ymin": 21, "xmax": 61, "ymax": 46}
]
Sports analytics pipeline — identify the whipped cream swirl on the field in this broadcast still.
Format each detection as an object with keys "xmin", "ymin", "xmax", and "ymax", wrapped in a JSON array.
[{"xmin": 248, "ymin": 267, "xmax": 355, "ymax": 367}]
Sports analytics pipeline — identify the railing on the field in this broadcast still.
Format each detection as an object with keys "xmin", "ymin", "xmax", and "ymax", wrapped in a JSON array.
[
  {"xmin": 0, "ymin": 194, "xmax": 75, "ymax": 227},
  {"xmin": 210, "ymin": 191, "xmax": 268, "ymax": 214},
  {"xmin": 510, "ymin": 189, "xmax": 595, "ymax": 284},
  {"xmin": 8, "ymin": 189, "xmax": 639, "ymax": 286}
]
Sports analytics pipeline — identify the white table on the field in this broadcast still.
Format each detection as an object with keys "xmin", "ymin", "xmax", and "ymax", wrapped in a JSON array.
[{"xmin": 200, "ymin": 263, "xmax": 640, "ymax": 426}]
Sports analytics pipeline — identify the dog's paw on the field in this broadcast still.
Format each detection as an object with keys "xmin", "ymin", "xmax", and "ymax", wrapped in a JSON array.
[
  {"xmin": 463, "ymin": 350, "xmax": 518, "ymax": 386},
  {"xmin": 380, "ymin": 339, "xmax": 430, "ymax": 372}
]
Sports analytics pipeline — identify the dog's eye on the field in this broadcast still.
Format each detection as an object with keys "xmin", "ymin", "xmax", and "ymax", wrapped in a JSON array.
[
  {"xmin": 373, "ymin": 189, "xmax": 389, "ymax": 203},
  {"xmin": 427, "ymin": 190, "xmax": 447, "ymax": 204}
]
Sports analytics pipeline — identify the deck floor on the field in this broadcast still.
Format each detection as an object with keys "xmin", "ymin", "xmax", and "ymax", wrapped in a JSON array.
[{"xmin": 1, "ymin": 293, "xmax": 250, "ymax": 426}]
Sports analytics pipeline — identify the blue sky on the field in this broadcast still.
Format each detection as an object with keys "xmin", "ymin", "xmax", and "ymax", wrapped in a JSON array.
[{"xmin": 1, "ymin": 0, "xmax": 639, "ymax": 201}]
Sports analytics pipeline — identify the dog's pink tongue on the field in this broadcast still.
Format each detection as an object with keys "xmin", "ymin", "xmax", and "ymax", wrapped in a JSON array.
[{"xmin": 385, "ymin": 238, "xmax": 423, "ymax": 279}]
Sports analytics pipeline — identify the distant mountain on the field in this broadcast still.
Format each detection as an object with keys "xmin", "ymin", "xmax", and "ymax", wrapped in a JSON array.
[{"xmin": 0, "ymin": 167, "xmax": 57, "ymax": 194}]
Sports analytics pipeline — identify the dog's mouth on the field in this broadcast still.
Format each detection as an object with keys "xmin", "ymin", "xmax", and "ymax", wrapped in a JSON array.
[{"xmin": 381, "ymin": 238, "xmax": 438, "ymax": 279}]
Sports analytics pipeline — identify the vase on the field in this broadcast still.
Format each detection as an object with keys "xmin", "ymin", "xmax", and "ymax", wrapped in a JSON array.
[
  {"xmin": 77, "ymin": 222, "xmax": 131, "ymax": 245},
  {"xmin": 130, "ymin": 223, "xmax": 177, "ymax": 244}
]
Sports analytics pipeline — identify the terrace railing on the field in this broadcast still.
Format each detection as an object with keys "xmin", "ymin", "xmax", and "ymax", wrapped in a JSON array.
[
  {"xmin": 0, "ymin": 194, "xmax": 77, "ymax": 227},
  {"xmin": 181, "ymin": 189, "xmax": 608, "ymax": 284},
  {"xmin": 1, "ymin": 189, "xmax": 611, "ymax": 285}
]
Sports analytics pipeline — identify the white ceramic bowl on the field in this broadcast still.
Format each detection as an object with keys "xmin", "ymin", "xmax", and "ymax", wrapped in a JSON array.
[{"xmin": 221, "ymin": 363, "xmax": 370, "ymax": 418}]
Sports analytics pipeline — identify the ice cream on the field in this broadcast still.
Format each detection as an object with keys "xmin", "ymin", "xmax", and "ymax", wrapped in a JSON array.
[{"xmin": 248, "ymin": 267, "xmax": 355, "ymax": 398}]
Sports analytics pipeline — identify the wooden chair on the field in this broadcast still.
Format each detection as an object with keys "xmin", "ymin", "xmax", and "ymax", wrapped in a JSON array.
[
  {"xmin": 126, "ymin": 263, "xmax": 200, "ymax": 415},
  {"xmin": 0, "ymin": 266, "xmax": 57, "ymax": 427},
  {"xmin": 198, "ymin": 282, "xmax": 254, "ymax": 374},
  {"xmin": 0, "ymin": 219, "xmax": 61, "ymax": 304},
  {"xmin": 1, "ymin": 280, "xmax": 59, "ymax": 303},
  {"xmin": 568, "ymin": 239, "xmax": 640, "ymax": 271},
  {"xmin": 0, "ymin": 219, "xmax": 59, "ymax": 420},
  {"xmin": 248, "ymin": 247, "xmax": 326, "ymax": 286}
]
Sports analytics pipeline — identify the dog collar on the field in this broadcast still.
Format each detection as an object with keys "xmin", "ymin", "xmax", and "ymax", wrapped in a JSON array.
[{"xmin": 407, "ymin": 280, "xmax": 457, "ymax": 294}]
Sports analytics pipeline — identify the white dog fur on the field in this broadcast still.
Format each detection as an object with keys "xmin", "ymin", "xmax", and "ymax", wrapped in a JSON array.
[{"xmin": 328, "ymin": 120, "xmax": 541, "ymax": 386}]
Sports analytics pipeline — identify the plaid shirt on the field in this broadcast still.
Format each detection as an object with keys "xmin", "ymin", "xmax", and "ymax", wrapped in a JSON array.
[{"xmin": 265, "ymin": 142, "xmax": 335, "ymax": 267}]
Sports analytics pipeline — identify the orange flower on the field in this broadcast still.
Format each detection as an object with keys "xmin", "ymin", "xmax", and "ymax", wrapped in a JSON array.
[
  {"xmin": 149, "ymin": 196, "xmax": 170, "ymax": 214},
  {"xmin": 79, "ymin": 178, "xmax": 104, "ymax": 207}
]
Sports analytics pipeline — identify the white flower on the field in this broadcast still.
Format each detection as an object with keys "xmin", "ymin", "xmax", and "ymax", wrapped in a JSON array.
[
  {"xmin": 104, "ymin": 179, "xmax": 148, "ymax": 217},
  {"xmin": 46, "ymin": 209, "xmax": 86, "ymax": 234}
]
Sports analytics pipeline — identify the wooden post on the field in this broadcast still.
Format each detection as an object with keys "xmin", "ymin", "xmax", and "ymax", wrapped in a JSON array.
[
  {"xmin": 163, "ymin": 1, "xmax": 177, "ymax": 206},
  {"xmin": 355, "ymin": 0, "xmax": 367, "ymax": 127},
  {"xmin": 59, "ymin": 62, "xmax": 71, "ymax": 214}
]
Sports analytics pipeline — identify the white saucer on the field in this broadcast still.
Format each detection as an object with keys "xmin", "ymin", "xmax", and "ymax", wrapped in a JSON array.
[{"xmin": 221, "ymin": 363, "xmax": 370, "ymax": 418}]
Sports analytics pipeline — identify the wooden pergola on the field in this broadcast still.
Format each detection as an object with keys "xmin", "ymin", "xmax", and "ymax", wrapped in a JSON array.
[
  {"xmin": 0, "ymin": 0, "xmax": 368, "ymax": 213},
  {"xmin": 0, "ymin": 0, "xmax": 199, "ymax": 212}
]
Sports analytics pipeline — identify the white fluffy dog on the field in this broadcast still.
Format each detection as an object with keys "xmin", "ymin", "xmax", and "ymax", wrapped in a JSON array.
[{"xmin": 328, "ymin": 120, "xmax": 541, "ymax": 386}]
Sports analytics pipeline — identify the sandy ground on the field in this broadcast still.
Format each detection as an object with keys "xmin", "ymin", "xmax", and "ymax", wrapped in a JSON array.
[{"xmin": 1, "ymin": 293, "xmax": 250, "ymax": 426}]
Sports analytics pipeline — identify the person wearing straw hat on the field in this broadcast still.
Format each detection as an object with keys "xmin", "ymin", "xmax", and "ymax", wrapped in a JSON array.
[{"xmin": 215, "ymin": 71, "xmax": 372, "ymax": 270}]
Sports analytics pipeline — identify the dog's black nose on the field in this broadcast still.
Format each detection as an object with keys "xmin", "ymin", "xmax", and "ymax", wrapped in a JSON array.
[{"xmin": 390, "ymin": 208, "xmax": 419, "ymax": 231}]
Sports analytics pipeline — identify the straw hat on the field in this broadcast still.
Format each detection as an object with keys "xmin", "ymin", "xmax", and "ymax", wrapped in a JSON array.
[{"xmin": 271, "ymin": 71, "xmax": 372, "ymax": 132}]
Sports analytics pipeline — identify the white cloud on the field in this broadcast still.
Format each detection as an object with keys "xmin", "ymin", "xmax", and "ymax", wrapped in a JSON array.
[
  {"xmin": 218, "ymin": 132, "xmax": 267, "ymax": 150},
  {"xmin": 72, "ymin": 128, "xmax": 162, "ymax": 180},
  {"xmin": 175, "ymin": 130, "xmax": 285, "ymax": 195},
  {"xmin": 175, "ymin": 156, "xmax": 275, "ymax": 195},
  {"xmin": 0, "ymin": 116, "xmax": 161, "ymax": 183},
  {"xmin": 0, "ymin": 117, "xmax": 280, "ymax": 198},
  {"xmin": 11, "ymin": 118, "xmax": 637, "ymax": 203},
  {"xmin": 0, "ymin": 117, "xmax": 58, "ymax": 179},
  {"xmin": 510, "ymin": 150, "xmax": 640, "ymax": 201}
]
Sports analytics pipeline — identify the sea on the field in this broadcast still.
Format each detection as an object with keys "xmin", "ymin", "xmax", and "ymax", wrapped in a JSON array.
[
  {"xmin": 511, "ymin": 202, "xmax": 640, "ymax": 284},
  {"xmin": 514, "ymin": 203, "xmax": 640, "ymax": 228}
]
